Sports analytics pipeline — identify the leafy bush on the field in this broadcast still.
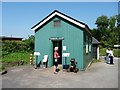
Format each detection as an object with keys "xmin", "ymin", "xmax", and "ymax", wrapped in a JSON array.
[
  {"xmin": 2, "ymin": 35, "xmax": 34, "ymax": 54},
  {"xmin": 113, "ymin": 49, "xmax": 120, "ymax": 57},
  {"xmin": 2, "ymin": 42, "xmax": 29, "ymax": 53},
  {"xmin": 100, "ymin": 48, "xmax": 120, "ymax": 57},
  {"xmin": 100, "ymin": 48, "xmax": 106, "ymax": 56}
]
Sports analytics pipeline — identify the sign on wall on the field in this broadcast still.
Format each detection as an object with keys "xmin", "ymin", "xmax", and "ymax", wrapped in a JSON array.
[
  {"xmin": 34, "ymin": 52, "xmax": 40, "ymax": 56},
  {"xmin": 63, "ymin": 46, "xmax": 66, "ymax": 51},
  {"xmin": 62, "ymin": 53, "xmax": 70, "ymax": 57}
]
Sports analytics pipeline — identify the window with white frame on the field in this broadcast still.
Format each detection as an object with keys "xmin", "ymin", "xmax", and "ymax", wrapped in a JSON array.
[
  {"xmin": 86, "ymin": 35, "xmax": 88, "ymax": 54},
  {"xmin": 89, "ymin": 37, "xmax": 92, "ymax": 52}
]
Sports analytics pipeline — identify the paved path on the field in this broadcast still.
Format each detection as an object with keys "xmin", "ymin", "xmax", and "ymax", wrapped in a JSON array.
[{"xmin": 1, "ymin": 57, "xmax": 119, "ymax": 88}]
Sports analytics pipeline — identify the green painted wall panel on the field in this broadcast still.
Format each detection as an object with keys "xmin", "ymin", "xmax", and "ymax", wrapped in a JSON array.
[{"xmin": 61, "ymin": 21, "xmax": 84, "ymax": 69}]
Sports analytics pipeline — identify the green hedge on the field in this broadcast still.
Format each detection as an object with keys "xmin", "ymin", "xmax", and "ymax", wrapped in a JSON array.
[
  {"xmin": 2, "ymin": 41, "xmax": 30, "ymax": 53},
  {"xmin": 100, "ymin": 48, "xmax": 120, "ymax": 57},
  {"xmin": 113, "ymin": 49, "xmax": 120, "ymax": 57}
]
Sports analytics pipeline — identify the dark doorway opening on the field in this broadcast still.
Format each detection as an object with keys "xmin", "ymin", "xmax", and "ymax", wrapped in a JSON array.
[{"xmin": 52, "ymin": 41, "xmax": 62, "ymax": 65}]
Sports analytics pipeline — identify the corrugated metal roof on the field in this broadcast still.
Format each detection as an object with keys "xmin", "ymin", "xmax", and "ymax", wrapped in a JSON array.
[
  {"xmin": 92, "ymin": 37, "xmax": 100, "ymax": 44},
  {"xmin": 0, "ymin": 36, "xmax": 23, "ymax": 40}
]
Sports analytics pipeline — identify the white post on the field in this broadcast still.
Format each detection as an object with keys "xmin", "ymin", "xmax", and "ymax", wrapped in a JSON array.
[{"xmin": 97, "ymin": 46, "xmax": 99, "ymax": 60}]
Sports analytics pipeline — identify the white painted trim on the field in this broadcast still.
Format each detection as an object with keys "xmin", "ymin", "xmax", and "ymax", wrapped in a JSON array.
[
  {"xmin": 56, "ymin": 12, "xmax": 85, "ymax": 28},
  {"xmin": 32, "ymin": 11, "xmax": 85, "ymax": 31},
  {"xmin": 32, "ymin": 12, "xmax": 56, "ymax": 31},
  {"xmin": 114, "ymin": 45, "xmax": 120, "ymax": 47},
  {"xmin": 97, "ymin": 46, "xmax": 99, "ymax": 60}
]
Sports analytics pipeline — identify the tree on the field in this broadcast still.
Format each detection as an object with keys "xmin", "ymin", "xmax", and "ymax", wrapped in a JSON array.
[
  {"xmin": 91, "ymin": 28, "xmax": 101, "ymax": 41},
  {"xmin": 95, "ymin": 15, "xmax": 109, "ymax": 42},
  {"xmin": 109, "ymin": 16, "xmax": 116, "ymax": 30},
  {"xmin": 116, "ymin": 14, "xmax": 120, "ymax": 27},
  {"xmin": 95, "ymin": 15, "xmax": 109, "ymax": 30},
  {"xmin": 23, "ymin": 35, "xmax": 34, "ymax": 52},
  {"xmin": 93, "ymin": 15, "xmax": 119, "ymax": 48}
]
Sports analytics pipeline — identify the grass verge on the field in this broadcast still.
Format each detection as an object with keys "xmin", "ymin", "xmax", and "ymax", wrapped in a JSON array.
[{"xmin": 92, "ymin": 58, "xmax": 101, "ymax": 63}]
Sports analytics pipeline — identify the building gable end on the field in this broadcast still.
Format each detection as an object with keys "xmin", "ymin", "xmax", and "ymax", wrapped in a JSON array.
[{"xmin": 31, "ymin": 10, "xmax": 92, "ymax": 35}]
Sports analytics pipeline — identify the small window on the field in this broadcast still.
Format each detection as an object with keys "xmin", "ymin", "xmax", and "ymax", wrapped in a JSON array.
[
  {"xmin": 53, "ymin": 20, "xmax": 61, "ymax": 27},
  {"xmin": 89, "ymin": 44, "xmax": 91, "ymax": 52},
  {"xmin": 89, "ymin": 37, "xmax": 92, "ymax": 52}
]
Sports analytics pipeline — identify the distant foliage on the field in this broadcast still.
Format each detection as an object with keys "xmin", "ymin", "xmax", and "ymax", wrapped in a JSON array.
[
  {"xmin": 91, "ymin": 15, "xmax": 120, "ymax": 48},
  {"xmin": 23, "ymin": 35, "xmax": 34, "ymax": 52},
  {"xmin": 2, "ymin": 35, "xmax": 34, "ymax": 56}
]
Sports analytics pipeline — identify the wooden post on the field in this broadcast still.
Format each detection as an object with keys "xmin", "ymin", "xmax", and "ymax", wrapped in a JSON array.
[
  {"xmin": 97, "ymin": 46, "xmax": 99, "ymax": 60},
  {"xmin": 30, "ymin": 53, "xmax": 33, "ymax": 65}
]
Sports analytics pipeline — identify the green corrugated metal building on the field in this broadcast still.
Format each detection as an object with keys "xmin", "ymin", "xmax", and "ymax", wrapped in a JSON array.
[{"xmin": 31, "ymin": 10, "xmax": 92, "ymax": 70}]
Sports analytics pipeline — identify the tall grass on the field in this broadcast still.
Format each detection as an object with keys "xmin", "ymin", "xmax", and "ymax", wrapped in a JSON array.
[{"xmin": 2, "ymin": 52, "xmax": 30, "ymax": 64}]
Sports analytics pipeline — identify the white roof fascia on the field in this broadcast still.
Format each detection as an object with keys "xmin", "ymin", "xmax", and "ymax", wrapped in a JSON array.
[
  {"xmin": 32, "ymin": 12, "xmax": 57, "ymax": 31},
  {"xmin": 56, "ymin": 12, "xmax": 85, "ymax": 28},
  {"xmin": 32, "ymin": 11, "xmax": 85, "ymax": 31}
]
